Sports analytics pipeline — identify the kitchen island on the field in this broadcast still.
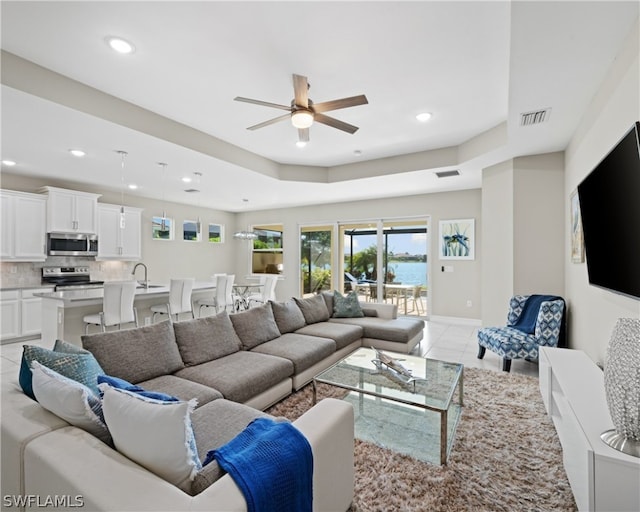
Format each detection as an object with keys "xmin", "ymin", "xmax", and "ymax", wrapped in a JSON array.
[{"xmin": 36, "ymin": 282, "xmax": 215, "ymax": 346}]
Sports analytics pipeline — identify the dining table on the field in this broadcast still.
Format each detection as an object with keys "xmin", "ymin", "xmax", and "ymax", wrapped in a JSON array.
[{"xmin": 232, "ymin": 283, "xmax": 263, "ymax": 311}]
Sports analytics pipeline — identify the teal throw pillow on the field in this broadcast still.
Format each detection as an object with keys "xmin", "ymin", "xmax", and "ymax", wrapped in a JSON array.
[
  {"xmin": 332, "ymin": 290, "xmax": 364, "ymax": 318},
  {"xmin": 19, "ymin": 340, "xmax": 105, "ymax": 400}
]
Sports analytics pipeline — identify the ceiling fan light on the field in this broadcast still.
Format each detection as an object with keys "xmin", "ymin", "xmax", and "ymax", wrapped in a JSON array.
[{"xmin": 291, "ymin": 110, "xmax": 314, "ymax": 129}]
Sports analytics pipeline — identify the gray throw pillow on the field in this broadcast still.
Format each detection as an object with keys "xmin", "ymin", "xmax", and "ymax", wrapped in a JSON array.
[
  {"xmin": 173, "ymin": 311, "xmax": 241, "ymax": 366},
  {"xmin": 230, "ymin": 303, "xmax": 281, "ymax": 350},
  {"xmin": 270, "ymin": 299, "xmax": 306, "ymax": 334},
  {"xmin": 332, "ymin": 290, "xmax": 364, "ymax": 318},
  {"xmin": 293, "ymin": 295, "xmax": 331, "ymax": 325}
]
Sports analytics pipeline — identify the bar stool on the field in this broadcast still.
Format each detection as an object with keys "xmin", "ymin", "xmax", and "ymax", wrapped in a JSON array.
[
  {"xmin": 83, "ymin": 281, "xmax": 138, "ymax": 334},
  {"xmin": 151, "ymin": 278, "xmax": 195, "ymax": 323}
]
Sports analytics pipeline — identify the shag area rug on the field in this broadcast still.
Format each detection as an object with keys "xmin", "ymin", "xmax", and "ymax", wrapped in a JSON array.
[{"xmin": 267, "ymin": 367, "xmax": 577, "ymax": 512}]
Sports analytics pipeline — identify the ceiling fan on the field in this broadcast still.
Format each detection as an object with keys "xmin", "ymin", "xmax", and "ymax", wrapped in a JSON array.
[{"xmin": 234, "ymin": 74, "xmax": 368, "ymax": 143}]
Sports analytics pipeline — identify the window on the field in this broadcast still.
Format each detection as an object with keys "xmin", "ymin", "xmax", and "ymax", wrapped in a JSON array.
[
  {"xmin": 300, "ymin": 225, "xmax": 333, "ymax": 296},
  {"xmin": 252, "ymin": 224, "xmax": 283, "ymax": 274},
  {"xmin": 152, "ymin": 216, "xmax": 173, "ymax": 240},
  {"xmin": 208, "ymin": 223, "xmax": 224, "ymax": 243},
  {"xmin": 183, "ymin": 220, "xmax": 201, "ymax": 241}
]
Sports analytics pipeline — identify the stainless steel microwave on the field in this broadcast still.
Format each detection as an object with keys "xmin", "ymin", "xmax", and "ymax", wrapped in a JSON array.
[{"xmin": 47, "ymin": 233, "xmax": 98, "ymax": 256}]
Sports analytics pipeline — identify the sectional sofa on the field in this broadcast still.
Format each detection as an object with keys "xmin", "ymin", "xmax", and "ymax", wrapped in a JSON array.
[{"xmin": 2, "ymin": 292, "xmax": 424, "ymax": 511}]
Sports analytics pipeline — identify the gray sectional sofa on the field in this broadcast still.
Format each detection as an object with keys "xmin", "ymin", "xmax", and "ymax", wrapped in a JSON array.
[{"xmin": 2, "ymin": 293, "xmax": 423, "ymax": 511}]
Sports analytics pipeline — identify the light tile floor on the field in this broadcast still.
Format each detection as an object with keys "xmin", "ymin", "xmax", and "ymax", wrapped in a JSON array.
[{"xmin": 0, "ymin": 318, "xmax": 539, "ymax": 379}]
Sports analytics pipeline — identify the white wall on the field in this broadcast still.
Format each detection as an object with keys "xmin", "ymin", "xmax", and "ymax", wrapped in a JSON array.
[
  {"xmin": 564, "ymin": 18, "xmax": 640, "ymax": 365},
  {"xmin": 234, "ymin": 189, "xmax": 482, "ymax": 319}
]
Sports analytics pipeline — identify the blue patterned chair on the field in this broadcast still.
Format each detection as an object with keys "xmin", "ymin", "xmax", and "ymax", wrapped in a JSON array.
[{"xmin": 477, "ymin": 295, "xmax": 566, "ymax": 372}]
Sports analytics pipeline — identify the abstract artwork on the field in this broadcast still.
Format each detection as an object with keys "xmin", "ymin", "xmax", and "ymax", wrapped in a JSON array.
[{"xmin": 439, "ymin": 219, "xmax": 475, "ymax": 260}]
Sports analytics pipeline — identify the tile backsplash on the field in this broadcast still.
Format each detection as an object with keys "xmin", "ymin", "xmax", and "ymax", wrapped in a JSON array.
[{"xmin": 0, "ymin": 258, "xmax": 134, "ymax": 288}]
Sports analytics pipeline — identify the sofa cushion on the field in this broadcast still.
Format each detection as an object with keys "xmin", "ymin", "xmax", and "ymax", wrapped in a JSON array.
[
  {"xmin": 295, "ymin": 322, "xmax": 363, "ymax": 350},
  {"xmin": 251, "ymin": 333, "xmax": 336, "ymax": 373},
  {"xmin": 294, "ymin": 295, "xmax": 330, "ymax": 324},
  {"xmin": 270, "ymin": 299, "xmax": 306, "ymax": 334},
  {"xmin": 230, "ymin": 304, "xmax": 281, "ymax": 350},
  {"xmin": 31, "ymin": 361, "xmax": 112, "ymax": 445},
  {"xmin": 100, "ymin": 385, "xmax": 201, "ymax": 492},
  {"xmin": 173, "ymin": 311, "xmax": 241, "ymax": 366},
  {"xmin": 190, "ymin": 399, "xmax": 271, "ymax": 495},
  {"xmin": 332, "ymin": 290, "xmax": 364, "ymax": 318},
  {"xmin": 175, "ymin": 351, "xmax": 293, "ymax": 404},
  {"xmin": 329, "ymin": 316, "xmax": 424, "ymax": 343},
  {"xmin": 20, "ymin": 340, "xmax": 104, "ymax": 400},
  {"xmin": 82, "ymin": 320, "xmax": 184, "ymax": 384},
  {"xmin": 136, "ymin": 375, "xmax": 223, "ymax": 408}
]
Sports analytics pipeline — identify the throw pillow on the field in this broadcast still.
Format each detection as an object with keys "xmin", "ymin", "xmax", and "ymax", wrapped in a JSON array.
[
  {"xmin": 31, "ymin": 361, "xmax": 112, "ymax": 445},
  {"xmin": 173, "ymin": 311, "xmax": 241, "ymax": 366},
  {"xmin": 100, "ymin": 384, "xmax": 201, "ymax": 492},
  {"xmin": 293, "ymin": 294, "xmax": 331, "ymax": 324},
  {"xmin": 97, "ymin": 375, "xmax": 179, "ymax": 402},
  {"xmin": 332, "ymin": 290, "xmax": 364, "ymax": 318},
  {"xmin": 19, "ymin": 341, "xmax": 105, "ymax": 400},
  {"xmin": 270, "ymin": 299, "xmax": 306, "ymax": 334},
  {"xmin": 229, "ymin": 303, "xmax": 281, "ymax": 350}
]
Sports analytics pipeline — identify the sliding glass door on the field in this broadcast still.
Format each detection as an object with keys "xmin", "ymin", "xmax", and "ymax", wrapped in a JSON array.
[{"xmin": 300, "ymin": 225, "xmax": 333, "ymax": 297}]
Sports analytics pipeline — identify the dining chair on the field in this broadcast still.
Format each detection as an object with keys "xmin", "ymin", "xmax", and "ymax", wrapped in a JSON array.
[
  {"xmin": 247, "ymin": 275, "xmax": 278, "ymax": 308},
  {"xmin": 196, "ymin": 274, "xmax": 227, "ymax": 317},
  {"xmin": 151, "ymin": 277, "xmax": 195, "ymax": 323},
  {"xmin": 408, "ymin": 285, "xmax": 424, "ymax": 314},
  {"xmin": 83, "ymin": 281, "xmax": 138, "ymax": 334}
]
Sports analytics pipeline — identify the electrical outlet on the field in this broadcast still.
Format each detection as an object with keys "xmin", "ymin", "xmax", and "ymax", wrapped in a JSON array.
[
  {"xmin": 144, "ymin": 317, "xmax": 151, "ymax": 326},
  {"xmin": 466, "ymin": 300, "xmax": 472, "ymax": 307}
]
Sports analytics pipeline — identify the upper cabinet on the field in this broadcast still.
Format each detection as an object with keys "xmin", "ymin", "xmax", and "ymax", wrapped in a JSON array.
[
  {"xmin": 0, "ymin": 190, "xmax": 47, "ymax": 261},
  {"xmin": 97, "ymin": 203, "xmax": 143, "ymax": 260},
  {"xmin": 40, "ymin": 186, "xmax": 100, "ymax": 234}
]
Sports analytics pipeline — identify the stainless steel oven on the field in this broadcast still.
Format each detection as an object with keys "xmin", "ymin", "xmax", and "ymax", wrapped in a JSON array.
[
  {"xmin": 42, "ymin": 266, "xmax": 104, "ymax": 290},
  {"xmin": 47, "ymin": 233, "xmax": 98, "ymax": 256}
]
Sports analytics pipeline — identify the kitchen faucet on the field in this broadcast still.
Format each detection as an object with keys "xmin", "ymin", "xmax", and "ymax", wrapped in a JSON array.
[{"xmin": 132, "ymin": 262, "xmax": 148, "ymax": 289}]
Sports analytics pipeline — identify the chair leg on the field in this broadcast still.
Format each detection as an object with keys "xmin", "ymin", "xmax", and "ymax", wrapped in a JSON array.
[
  {"xmin": 477, "ymin": 345, "xmax": 486, "ymax": 359},
  {"xmin": 502, "ymin": 358, "xmax": 512, "ymax": 372}
]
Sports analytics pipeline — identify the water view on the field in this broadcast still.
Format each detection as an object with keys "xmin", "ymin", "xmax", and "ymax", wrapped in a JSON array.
[{"xmin": 388, "ymin": 261, "xmax": 428, "ymax": 287}]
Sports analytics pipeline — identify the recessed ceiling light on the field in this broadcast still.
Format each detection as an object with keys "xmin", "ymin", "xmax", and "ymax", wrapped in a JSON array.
[
  {"xmin": 69, "ymin": 149, "xmax": 85, "ymax": 157},
  {"xmin": 354, "ymin": 150, "xmax": 362, "ymax": 156},
  {"xmin": 105, "ymin": 36, "xmax": 135, "ymax": 54},
  {"xmin": 128, "ymin": 184, "xmax": 138, "ymax": 190},
  {"xmin": 182, "ymin": 176, "xmax": 192, "ymax": 183},
  {"xmin": 416, "ymin": 112, "xmax": 432, "ymax": 122},
  {"xmin": 2, "ymin": 160, "xmax": 16, "ymax": 166},
  {"xmin": 296, "ymin": 141, "xmax": 307, "ymax": 148}
]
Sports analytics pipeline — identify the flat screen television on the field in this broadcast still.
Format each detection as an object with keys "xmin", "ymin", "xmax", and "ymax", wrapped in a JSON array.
[{"xmin": 577, "ymin": 121, "xmax": 640, "ymax": 300}]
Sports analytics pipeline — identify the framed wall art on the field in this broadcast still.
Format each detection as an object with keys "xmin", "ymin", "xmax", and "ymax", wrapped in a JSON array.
[
  {"xmin": 570, "ymin": 189, "xmax": 584, "ymax": 263},
  {"xmin": 439, "ymin": 218, "xmax": 475, "ymax": 260}
]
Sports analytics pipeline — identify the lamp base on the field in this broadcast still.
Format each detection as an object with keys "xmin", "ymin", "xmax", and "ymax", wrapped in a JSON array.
[{"xmin": 600, "ymin": 429, "xmax": 640, "ymax": 458}]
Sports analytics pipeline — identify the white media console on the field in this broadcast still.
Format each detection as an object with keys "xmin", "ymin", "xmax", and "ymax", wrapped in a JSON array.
[{"xmin": 539, "ymin": 347, "xmax": 640, "ymax": 511}]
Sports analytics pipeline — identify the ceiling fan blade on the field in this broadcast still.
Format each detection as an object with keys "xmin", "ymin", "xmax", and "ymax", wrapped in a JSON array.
[
  {"xmin": 292, "ymin": 74, "xmax": 309, "ymax": 108},
  {"xmin": 298, "ymin": 128, "xmax": 309, "ymax": 142},
  {"xmin": 314, "ymin": 113, "xmax": 359, "ymax": 134},
  {"xmin": 247, "ymin": 113, "xmax": 291, "ymax": 130},
  {"xmin": 313, "ymin": 95, "xmax": 369, "ymax": 113},
  {"xmin": 234, "ymin": 97, "xmax": 291, "ymax": 111}
]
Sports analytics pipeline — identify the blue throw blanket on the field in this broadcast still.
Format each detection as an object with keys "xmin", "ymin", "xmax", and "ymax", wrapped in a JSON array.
[
  {"xmin": 511, "ymin": 294, "xmax": 563, "ymax": 335},
  {"xmin": 204, "ymin": 418, "xmax": 313, "ymax": 512}
]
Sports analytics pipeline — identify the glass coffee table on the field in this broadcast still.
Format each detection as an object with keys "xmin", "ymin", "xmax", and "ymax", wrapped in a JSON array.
[{"xmin": 313, "ymin": 347, "xmax": 463, "ymax": 465}]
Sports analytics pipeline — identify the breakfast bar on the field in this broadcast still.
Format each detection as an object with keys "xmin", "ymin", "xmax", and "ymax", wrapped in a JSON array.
[{"xmin": 36, "ymin": 282, "xmax": 215, "ymax": 346}]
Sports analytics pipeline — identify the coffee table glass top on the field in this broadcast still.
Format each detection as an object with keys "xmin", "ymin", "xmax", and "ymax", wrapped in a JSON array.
[
  {"xmin": 315, "ymin": 347, "xmax": 463, "ymax": 412},
  {"xmin": 314, "ymin": 347, "xmax": 464, "ymax": 464}
]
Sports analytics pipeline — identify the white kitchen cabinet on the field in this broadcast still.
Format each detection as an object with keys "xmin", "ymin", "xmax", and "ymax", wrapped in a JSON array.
[
  {"xmin": 0, "ymin": 190, "xmax": 47, "ymax": 261},
  {"xmin": 97, "ymin": 203, "xmax": 142, "ymax": 260},
  {"xmin": 41, "ymin": 186, "xmax": 100, "ymax": 234},
  {"xmin": 539, "ymin": 347, "xmax": 640, "ymax": 511},
  {"xmin": 1, "ymin": 287, "xmax": 55, "ymax": 342}
]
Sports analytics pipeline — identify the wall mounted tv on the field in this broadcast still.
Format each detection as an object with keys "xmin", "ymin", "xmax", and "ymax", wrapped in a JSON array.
[{"xmin": 577, "ymin": 121, "xmax": 640, "ymax": 300}]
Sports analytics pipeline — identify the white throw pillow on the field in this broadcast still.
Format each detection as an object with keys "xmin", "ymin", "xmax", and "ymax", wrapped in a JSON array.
[
  {"xmin": 31, "ymin": 361, "xmax": 111, "ymax": 445},
  {"xmin": 100, "ymin": 384, "xmax": 201, "ymax": 491}
]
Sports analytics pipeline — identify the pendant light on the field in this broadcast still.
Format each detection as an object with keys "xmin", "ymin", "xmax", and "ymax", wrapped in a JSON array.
[
  {"xmin": 158, "ymin": 162, "xmax": 169, "ymax": 231},
  {"xmin": 116, "ymin": 150, "xmax": 128, "ymax": 229}
]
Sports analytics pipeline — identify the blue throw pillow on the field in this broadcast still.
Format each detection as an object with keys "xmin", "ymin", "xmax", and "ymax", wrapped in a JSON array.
[
  {"xmin": 97, "ymin": 374, "xmax": 179, "ymax": 402},
  {"xmin": 19, "ymin": 341, "xmax": 104, "ymax": 401},
  {"xmin": 332, "ymin": 290, "xmax": 364, "ymax": 318}
]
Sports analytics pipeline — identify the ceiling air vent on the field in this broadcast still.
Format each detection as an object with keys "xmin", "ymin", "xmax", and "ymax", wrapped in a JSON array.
[
  {"xmin": 435, "ymin": 170, "xmax": 460, "ymax": 178},
  {"xmin": 520, "ymin": 108, "xmax": 551, "ymax": 126},
  {"xmin": 184, "ymin": 188, "xmax": 200, "ymax": 193}
]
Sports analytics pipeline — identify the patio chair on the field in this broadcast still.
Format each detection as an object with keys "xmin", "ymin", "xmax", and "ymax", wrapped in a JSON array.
[{"xmin": 477, "ymin": 294, "xmax": 566, "ymax": 372}]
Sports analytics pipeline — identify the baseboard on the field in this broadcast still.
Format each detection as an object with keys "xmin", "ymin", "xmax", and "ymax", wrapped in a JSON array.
[{"xmin": 428, "ymin": 315, "xmax": 481, "ymax": 326}]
